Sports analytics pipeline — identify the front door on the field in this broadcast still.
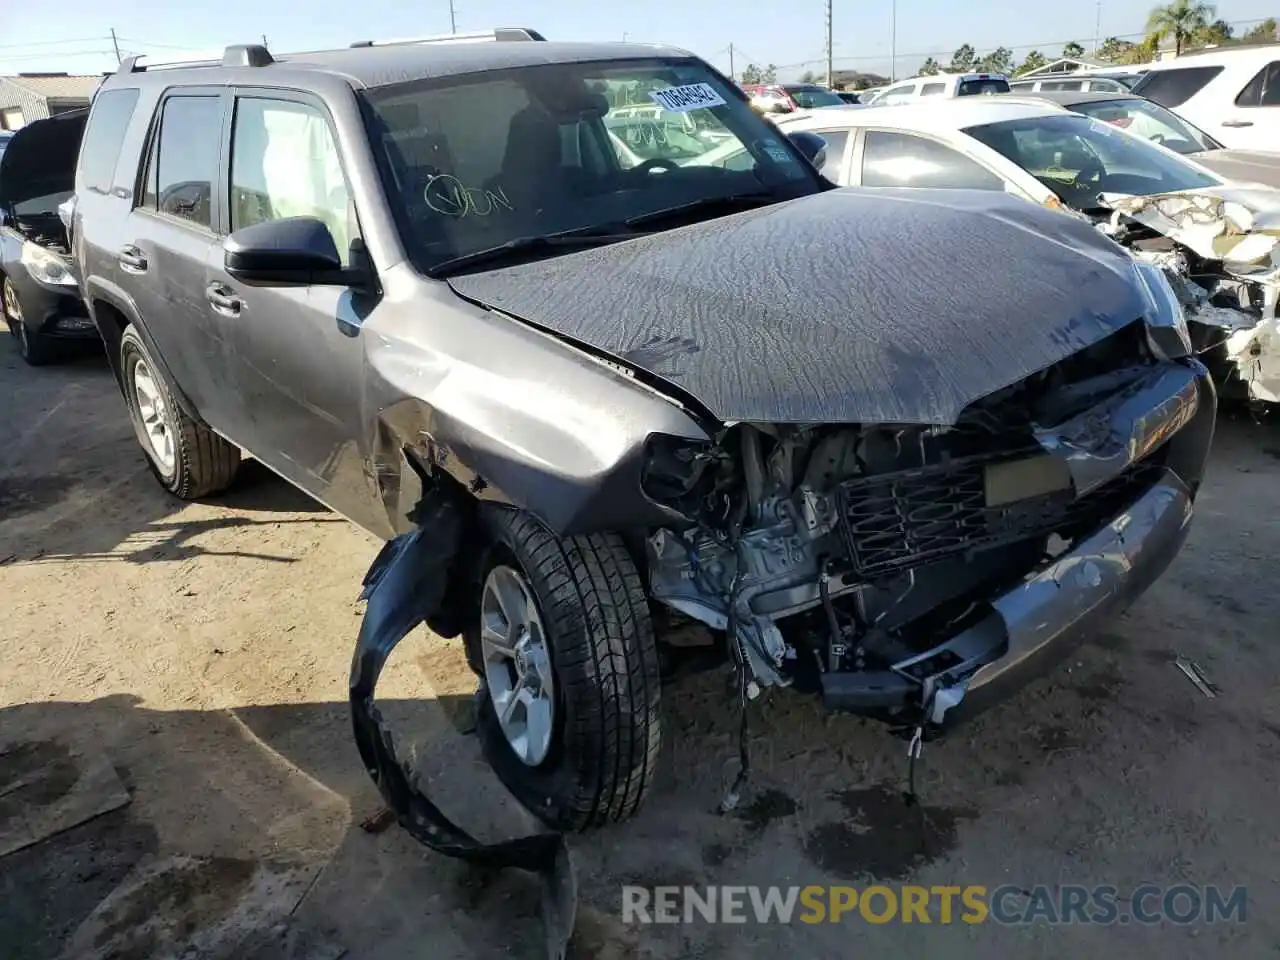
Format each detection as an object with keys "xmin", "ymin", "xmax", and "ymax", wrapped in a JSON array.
[
  {"xmin": 210, "ymin": 89, "xmax": 375, "ymax": 526},
  {"xmin": 1217, "ymin": 59, "xmax": 1280, "ymax": 151}
]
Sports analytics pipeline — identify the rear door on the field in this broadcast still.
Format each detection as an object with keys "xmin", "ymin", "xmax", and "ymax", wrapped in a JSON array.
[
  {"xmin": 126, "ymin": 89, "xmax": 236, "ymax": 428},
  {"xmin": 208, "ymin": 88, "xmax": 370, "ymax": 517},
  {"xmin": 1219, "ymin": 58, "xmax": 1280, "ymax": 150},
  {"xmin": 853, "ymin": 129, "xmax": 1011, "ymax": 192}
]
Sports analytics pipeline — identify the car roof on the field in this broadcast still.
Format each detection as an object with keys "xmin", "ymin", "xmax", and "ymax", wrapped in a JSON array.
[
  {"xmin": 104, "ymin": 39, "xmax": 695, "ymax": 92},
  {"xmin": 774, "ymin": 97, "xmax": 1069, "ymax": 132},
  {"xmin": 1002, "ymin": 89, "xmax": 1146, "ymax": 108},
  {"xmin": 1137, "ymin": 43, "xmax": 1280, "ymax": 71}
]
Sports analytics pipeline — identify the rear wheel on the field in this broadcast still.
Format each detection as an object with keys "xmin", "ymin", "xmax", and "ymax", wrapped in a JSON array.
[
  {"xmin": 119, "ymin": 324, "xmax": 240, "ymax": 498},
  {"xmin": 468, "ymin": 508, "xmax": 662, "ymax": 832}
]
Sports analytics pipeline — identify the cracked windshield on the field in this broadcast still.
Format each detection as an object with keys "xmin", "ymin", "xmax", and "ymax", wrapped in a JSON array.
[{"xmin": 364, "ymin": 59, "xmax": 817, "ymax": 271}]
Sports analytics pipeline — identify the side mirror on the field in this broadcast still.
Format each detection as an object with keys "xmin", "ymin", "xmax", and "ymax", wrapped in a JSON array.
[
  {"xmin": 223, "ymin": 216, "xmax": 346, "ymax": 287},
  {"xmin": 788, "ymin": 131, "xmax": 828, "ymax": 171}
]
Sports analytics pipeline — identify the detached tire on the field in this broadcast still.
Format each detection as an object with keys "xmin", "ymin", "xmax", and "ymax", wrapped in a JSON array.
[
  {"xmin": 120, "ymin": 324, "xmax": 240, "ymax": 499},
  {"xmin": 469, "ymin": 507, "xmax": 661, "ymax": 832}
]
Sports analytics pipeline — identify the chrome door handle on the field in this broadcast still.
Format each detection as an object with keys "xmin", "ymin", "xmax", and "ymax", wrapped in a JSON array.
[
  {"xmin": 1221, "ymin": 119, "xmax": 1254, "ymax": 128},
  {"xmin": 118, "ymin": 244, "xmax": 148, "ymax": 273}
]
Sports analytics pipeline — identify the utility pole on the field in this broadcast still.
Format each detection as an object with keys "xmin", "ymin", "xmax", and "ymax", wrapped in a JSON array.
[
  {"xmin": 729, "ymin": 43, "xmax": 735, "ymax": 81},
  {"xmin": 110, "ymin": 28, "xmax": 122, "ymax": 64},
  {"xmin": 890, "ymin": 0, "xmax": 897, "ymax": 81},
  {"xmin": 261, "ymin": 34, "xmax": 269, "ymax": 48},
  {"xmin": 1093, "ymin": 0, "xmax": 1102, "ymax": 56},
  {"xmin": 825, "ymin": 0, "xmax": 833, "ymax": 86},
  {"xmin": 448, "ymin": 0, "xmax": 457, "ymax": 33}
]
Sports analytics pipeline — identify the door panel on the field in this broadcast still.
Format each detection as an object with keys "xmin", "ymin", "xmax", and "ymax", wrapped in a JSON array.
[
  {"xmin": 1217, "ymin": 61, "xmax": 1280, "ymax": 150},
  {"xmin": 126, "ymin": 92, "xmax": 236, "ymax": 428},
  {"xmin": 216, "ymin": 91, "xmax": 374, "ymax": 524}
]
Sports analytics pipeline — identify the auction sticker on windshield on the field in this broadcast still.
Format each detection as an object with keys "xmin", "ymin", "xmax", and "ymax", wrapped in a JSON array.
[{"xmin": 650, "ymin": 83, "xmax": 726, "ymax": 113}]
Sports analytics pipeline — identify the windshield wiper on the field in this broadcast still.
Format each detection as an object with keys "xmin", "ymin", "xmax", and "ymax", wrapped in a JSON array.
[
  {"xmin": 426, "ymin": 225, "xmax": 637, "ymax": 278},
  {"xmin": 623, "ymin": 192, "xmax": 780, "ymax": 229}
]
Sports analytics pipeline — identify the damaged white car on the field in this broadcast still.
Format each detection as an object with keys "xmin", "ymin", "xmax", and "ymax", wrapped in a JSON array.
[{"xmin": 769, "ymin": 98, "xmax": 1280, "ymax": 404}]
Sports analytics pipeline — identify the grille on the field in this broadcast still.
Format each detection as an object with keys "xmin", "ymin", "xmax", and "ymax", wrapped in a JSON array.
[{"xmin": 837, "ymin": 449, "xmax": 1167, "ymax": 579}]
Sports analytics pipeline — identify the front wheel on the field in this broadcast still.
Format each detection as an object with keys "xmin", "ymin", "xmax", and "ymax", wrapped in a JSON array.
[
  {"xmin": 119, "ymin": 324, "xmax": 240, "ymax": 498},
  {"xmin": 3, "ymin": 278, "xmax": 56, "ymax": 366},
  {"xmin": 468, "ymin": 508, "xmax": 662, "ymax": 832}
]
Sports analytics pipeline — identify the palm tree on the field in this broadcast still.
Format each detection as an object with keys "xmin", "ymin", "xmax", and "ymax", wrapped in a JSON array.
[{"xmin": 1146, "ymin": 0, "xmax": 1217, "ymax": 56}]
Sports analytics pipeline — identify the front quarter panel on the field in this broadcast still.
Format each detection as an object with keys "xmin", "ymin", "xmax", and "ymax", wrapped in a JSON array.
[{"xmin": 362, "ymin": 268, "xmax": 712, "ymax": 538}]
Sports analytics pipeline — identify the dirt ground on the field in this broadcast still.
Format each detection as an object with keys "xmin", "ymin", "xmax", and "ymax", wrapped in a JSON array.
[{"xmin": 2, "ymin": 340, "xmax": 1279, "ymax": 960}]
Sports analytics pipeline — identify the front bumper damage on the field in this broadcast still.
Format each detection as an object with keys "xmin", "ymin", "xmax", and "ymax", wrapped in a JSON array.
[
  {"xmin": 1099, "ymin": 188, "xmax": 1280, "ymax": 404},
  {"xmin": 349, "ymin": 499, "xmax": 576, "ymax": 960}
]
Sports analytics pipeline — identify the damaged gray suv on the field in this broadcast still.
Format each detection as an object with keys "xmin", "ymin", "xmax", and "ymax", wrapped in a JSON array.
[{"xmin": 69, "ymin": 30, "xmax": 1215, "ymax": 833}]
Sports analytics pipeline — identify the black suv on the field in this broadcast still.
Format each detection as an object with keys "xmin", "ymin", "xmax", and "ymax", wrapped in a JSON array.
[{"xmin": 67, "ymin": 29, "xmax": 1215, "ymax": 834}]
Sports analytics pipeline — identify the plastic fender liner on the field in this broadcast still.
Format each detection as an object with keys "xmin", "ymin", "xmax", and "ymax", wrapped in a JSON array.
[{"xmin": 349, "ymin": 496, "xmax": 577, "ymax": 960}]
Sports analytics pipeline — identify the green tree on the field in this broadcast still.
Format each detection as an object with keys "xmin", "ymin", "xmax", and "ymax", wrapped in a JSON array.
[
  {"xmin": 1242, "ymin": 17, "xmax": 1278, "ymax": 42},
  {"xmin": 1063, "ymin": 41, "xmax": 1086, "ymax": 58},
  {"xmin": 918, "ymin": 57, "xmax": 941, "ymax": 75},
  {"xmin": 1189, "ymin": 18, "xmax": 1234, "ymax": 47},
  {"xmin": 740, "ymin": 63, "xmax": 778, "ymax": 84},
  {"xmin": 1121, "ymin": 35, "xmax": 1161, "ymax": 63},
  {"xmin": 800, "ymin": 70, "xmax": 817, "ymax": 83},
  {"xmin": 1145, "ymin": 0, "xmax": 1216, "ymax": 56},
  {"xmin": 1096, "ymin": 36, "xmax": 1135, "ymax": 61},
  {"xmin": 1016, "ymin": 50, "xmax": 1048, "ymax": 75},
  {"xmin": 979, "ymin": 46, "xmax": 1014, "ymax": 74},
  {"xmin": 949, "ymin": 43, "xmax": 977, "ymax": 72}
]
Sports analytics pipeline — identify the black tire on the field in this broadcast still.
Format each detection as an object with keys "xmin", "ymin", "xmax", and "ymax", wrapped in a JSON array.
[
  {"xmin": 119, "ymin": 324, "xmax": 240, "ymax": 498},
  {"xmin": 3, "ymin": 278, "xmax": 56, "ymax": 366},
  {"xmin": 469, "ymin": 507, "xmax": 662, "ymax": 832}
]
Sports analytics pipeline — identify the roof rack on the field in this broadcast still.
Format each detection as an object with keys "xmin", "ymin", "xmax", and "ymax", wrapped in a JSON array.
[
  {"xmin": 349, "ymin": 27, "xmax": 546, "ymax": 47},
  {"xmin": 118, "ymin": 44, "xmax": 274, "ymax": 73}
]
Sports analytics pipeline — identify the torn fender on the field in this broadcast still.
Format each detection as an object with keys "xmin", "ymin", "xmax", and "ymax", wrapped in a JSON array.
[{"xmin": 349, "ymin": 496, "xmax": 576, "ymax": 960}]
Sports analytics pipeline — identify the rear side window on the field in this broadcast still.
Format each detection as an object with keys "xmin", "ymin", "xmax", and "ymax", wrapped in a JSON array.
[
  {"xmin": 1131, "ymin": 66, "xmax": 1223, "ymax": 107},
  {"xmin": 80, "ymin": 88, "xmax": 140, "ymax": 194},
  {"xmin": 1041, "ymin": 80, "xmax": 1083, "ymax": 92},
  {"xmin": 140, "ymin": 96, "xmax": 222, "ymax": 230},
  {"xmin": 920, "ymin": 82, "xmax": 946, "ymax": 96},
  {"xmin": 1234, "ymin": 61, "xmax": 1280, "ymax": 106},
  {"xmin": 957, "ymin": 78, "xmax": 1010, "ymax": 95},
  {"xmin": 862, "ymin": 130, "xmax": 1005, "ymax": 190},
  {"xmin": 810, "ymin": 128, "xmax": 850, "ymax": 179}
]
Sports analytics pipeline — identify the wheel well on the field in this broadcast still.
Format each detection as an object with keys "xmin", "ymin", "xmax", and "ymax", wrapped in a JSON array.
[{"xmin": 91, "ymin": 299, "xmax": 129, "ymax": 385}]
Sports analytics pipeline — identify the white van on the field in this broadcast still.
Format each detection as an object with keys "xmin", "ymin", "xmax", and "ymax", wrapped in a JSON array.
[
  {"xmin": 1008, "ymin": 72, "xmax": 1141, "ymax": 94},
  {"xmin": 869, "ymin": 72, "xmax": 1010, "ymax": 105},
  {"xmin": 1130, "ymin": 45, "xmax": 1280, "ymax": 150}
]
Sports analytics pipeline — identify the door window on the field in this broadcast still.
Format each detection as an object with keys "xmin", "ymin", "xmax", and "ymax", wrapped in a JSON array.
[
  {"xmin": 862, "ymin": 130, "xmax": 1005, "ymax": 190},
  {"xmin": 1131, "ymin": 66, "xmax": 1224, "ymax": 108},
  {"xmin": 1234, "ymin": 61, "xmax": 1280, "ymax": 107},
  {"xmin": 810, "ymin": 128, "xmax": 850, "ymax": 180},
  {"xmin": 920, "ymin": 82, "xmax": 946, "ymax": 96},
  {"xmin": 229, "ymin": 97, "xmax": 359, "ymax": 266},
  {"xmin": 141, "ymin": 95, "xmax": 222, "ymax": 230}
]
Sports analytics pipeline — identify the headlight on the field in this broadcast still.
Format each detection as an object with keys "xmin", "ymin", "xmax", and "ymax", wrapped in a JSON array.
[
  {"xmin": 1131, "ymin": 259, "xmax": 1192, "ymax": 360},
  {"xmin": 20, "ymin": 241, "xmax": 77, "ymax": 287}
]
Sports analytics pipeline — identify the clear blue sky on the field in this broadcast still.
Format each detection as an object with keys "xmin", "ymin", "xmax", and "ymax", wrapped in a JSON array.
[{"xmin": 2, "ymin": 0, "xmax": 1277, "ymax": 81}]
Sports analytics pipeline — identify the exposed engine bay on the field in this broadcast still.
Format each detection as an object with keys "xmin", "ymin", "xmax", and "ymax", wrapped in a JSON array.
[
  {"xmin": 640, "ymin": 320, "xmax": 1189, "ymax": 726},
  {"xmin": 6, "ymin": 214, "xmax": 71, "ymax": 256},
  {"xmin": 1098, "ymin": 188, "xmax": 1280, "ymax": 405}
]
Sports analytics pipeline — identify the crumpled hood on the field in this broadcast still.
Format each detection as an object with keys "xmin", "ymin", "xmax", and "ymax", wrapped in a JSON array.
[
  {"xmin": 450, "ymin": 187, "xmax": 1148, "ymax": 425},
  {"xmin": 1189, "ymin": 149, "xmax": 1280, "ymax": 193},
  {"xmin": 0, "ymin": 108, "xmax": 86, "ymax": 210},
  {"xmin": 1099, "ymin": 184, "xmax": 1280, "ymax": 275}
]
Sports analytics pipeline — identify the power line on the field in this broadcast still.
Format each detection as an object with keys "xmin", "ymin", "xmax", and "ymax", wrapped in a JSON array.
[{"xmin": 0, "ymin": 35, "xmax": 109, "ymax": 52}]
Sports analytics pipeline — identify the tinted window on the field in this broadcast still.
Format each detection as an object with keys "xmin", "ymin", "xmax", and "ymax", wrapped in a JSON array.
[
  {"xmin": 784, "ymin": 85, "xmax": 846, "ymax": 108},
  {"xmin": 1130, "ymin": 66, "xmax": 1223, "ymax": 107},
  {"xmin": 965, "ymin": 113, "xmax": 1220, "ymax": 211},
  {"xmin": 1040, "ymin": 80, "xmax": 1083, "ymax": 92},
  {"xmin": 147, "ymin": 96, "xmax": 221, "ymax": 229},
  {"xmin": 365, "ymin": 59, "xmax": 819, "ymax": 273},
  {"xmin": 862, "ymin": 131, "xmax": 1004, "ymax": 190},
  {"xmin": 920, "ymin": 82, "xmax": 946, "ymax": 96},
  {"xmin": 80, "ymin": 88, "xmax": 139, "ymax": 194},
  {"xmin": 230, "ymin": 98, "xmax": 359, "ymax": 265},
  {"xmin": 810, "ymin": 128, "xmax": 850, "ymax": 179},
  {"xmin": 883, "ymin": 84, "xmax": 916, "ymax": 98},
  {"xmin": 1234, "ymin": 61, "xmax": 1280, "ymax": 107},
  {"xmin": 1069, "ymin": 97, "xmax": 1220, "ymax": 153},
  {"xmin": 957, "ymin": 77, "xmax": 1010, "ymax": 95}
]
